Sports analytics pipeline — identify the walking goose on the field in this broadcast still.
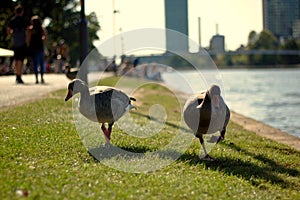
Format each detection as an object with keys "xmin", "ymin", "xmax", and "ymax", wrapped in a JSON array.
[
  {"xmin": 65, "ymin": 79, "xmax": 136, "ymax": 144},
  {"xmin": 183, "ymin": 84, "xmax": 230, "ymax": 160}
]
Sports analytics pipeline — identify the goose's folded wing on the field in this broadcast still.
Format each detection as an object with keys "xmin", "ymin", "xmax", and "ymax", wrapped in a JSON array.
[{"xmin": 89, "ymin": 86, "xmax": 115, "ymax": 95}]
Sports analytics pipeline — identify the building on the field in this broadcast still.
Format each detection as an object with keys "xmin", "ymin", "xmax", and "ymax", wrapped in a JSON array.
[
  {"xmin": 209, "ymin": 34, "xmax": 225, "ymax": 54},
  {"xmin": 164, "ymin": 0, "xmax": 189, "ymax": 53},
  {"xmin": 293, "ymin": 19, "xmax": 300, "ymax": 38},
  {"xmin": 263, "ymin": 0, "xmax": 300, "ymax": 40}
]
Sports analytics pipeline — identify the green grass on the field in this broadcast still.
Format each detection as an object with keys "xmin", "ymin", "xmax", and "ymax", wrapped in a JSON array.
[{"xmin": 1, "ymin": 76, "xmax": 300, "ymax": 199}]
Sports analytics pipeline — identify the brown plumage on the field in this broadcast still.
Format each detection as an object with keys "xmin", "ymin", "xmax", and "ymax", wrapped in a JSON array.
[
  {"xmin": 65, "ymin": 79, "xmax": 136, "ymax": 144},
  {"xmin": 183, "ymin": 84, "xmax": 230, "ymax": 160}
]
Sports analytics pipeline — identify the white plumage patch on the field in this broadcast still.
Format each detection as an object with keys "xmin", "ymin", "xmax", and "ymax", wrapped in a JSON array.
[{"xmin": 125, "ymin": 104, "xmax": 136, "ymax": 111}]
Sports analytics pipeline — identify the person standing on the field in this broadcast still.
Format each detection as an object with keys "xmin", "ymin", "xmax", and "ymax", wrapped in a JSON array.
[
  {"xmin": 7, "ymin": 5, "xmax": 29, "ymax": 84},
  {"xmin": 27, "ymin": 15, "xmax": 47, "ymax": 84}
]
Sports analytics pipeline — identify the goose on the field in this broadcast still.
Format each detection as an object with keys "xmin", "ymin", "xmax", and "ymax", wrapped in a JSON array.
[
  {"xmin": 183, "ymin": 84, "xmax": 230, "ymax": 160},
  {"xmin": 65, "ymin": 79, "xmax": 136, "ymax": 144}
]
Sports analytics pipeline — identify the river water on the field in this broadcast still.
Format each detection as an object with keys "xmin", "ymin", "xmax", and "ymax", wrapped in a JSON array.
[{"xmin": 162, "ymin": 68, "xmax": 300, "ymax": 138}]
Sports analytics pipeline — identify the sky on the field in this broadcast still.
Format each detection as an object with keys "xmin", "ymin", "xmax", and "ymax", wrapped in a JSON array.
[{"xmin": 85, "ymin": 0, "xmax": 263, "ymax": 56}]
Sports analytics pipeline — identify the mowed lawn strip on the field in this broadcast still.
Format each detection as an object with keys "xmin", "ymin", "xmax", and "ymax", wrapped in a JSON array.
[{"xmin": 1, "ymin": 76, "xmax": 300, "ymax": 199}]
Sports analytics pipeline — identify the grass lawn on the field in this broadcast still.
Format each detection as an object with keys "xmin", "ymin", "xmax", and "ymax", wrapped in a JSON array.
[{"xmin": 1, "ymin": 76, "xmax": 300, "ymax": 199}]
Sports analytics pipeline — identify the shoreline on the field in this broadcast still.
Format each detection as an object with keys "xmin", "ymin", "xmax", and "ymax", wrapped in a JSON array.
[{"xmin": 231, "ymin": 111, "xmax": 300, "ymax": 151}]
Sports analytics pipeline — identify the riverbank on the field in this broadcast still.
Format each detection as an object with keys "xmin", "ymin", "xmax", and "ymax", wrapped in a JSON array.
[{"xmin": 231, "ymin": 111, "xmax": 300, "ymax": 151}]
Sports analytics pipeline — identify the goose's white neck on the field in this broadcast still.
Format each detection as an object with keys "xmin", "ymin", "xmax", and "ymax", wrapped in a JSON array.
[
  {"xmin": 79, "ymin": 85, "xmax": 89, "ymax": 97},
  {"xmin": 76, "ymin": 83, "xmax": 92, "ymax": 104},
  {"xmin": 77, "ymin": 85, "xmax": 98, "ymax": 122}
]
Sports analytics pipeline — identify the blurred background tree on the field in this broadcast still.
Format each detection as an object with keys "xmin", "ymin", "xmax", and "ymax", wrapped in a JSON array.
[
  {"xmin": 247, "ymin": 29, "xmax": 279, "ymax": 65},
  {"xmin": 0, "ymin": 0, "xmax": 101, "ymax": 66},
  {"xmin": 278, "ymin": 39, "xmax": 300, "ymax": 64}
]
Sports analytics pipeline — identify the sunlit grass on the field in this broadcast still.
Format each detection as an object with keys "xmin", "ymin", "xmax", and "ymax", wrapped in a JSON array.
[{"xmin": 0, "ymin": 76, "xmax": 299, "ymax": 199}]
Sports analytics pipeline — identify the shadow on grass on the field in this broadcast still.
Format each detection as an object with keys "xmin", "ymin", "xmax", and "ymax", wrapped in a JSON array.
[
  {"xmin": 117, "ymin": 144, "xmax": 152, "ymax": 153},
  {"xmin": 130, "ymin": 111, "xmax": 192, "ymax": 133},
  {"xmin": 87, "ymin": 140, "xmax": 299, "ymax": 189},
  {"xmin": 85, "ymin": 110, "xmax": 299, "ymax": 189},
  {"xmin": 88, "ymin": 144, "xmax": 147, "ymax": 161},
  {"xmin": 88, "ymin": 144, "xmax": 184, "ymax": 162},
  {"xmin": 224, "ymin": 142, "xmax": 300, "ymax": 177},
  {"xmin": 178, "ymin": 141, "xmax": 300, "ymax": 189}
]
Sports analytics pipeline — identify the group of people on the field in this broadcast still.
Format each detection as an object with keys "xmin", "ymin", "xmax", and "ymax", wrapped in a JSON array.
[
  {"xmin": 7, "ymin": 5, "xmax": 46, "ymax": 84},
  {"xmin": 116, "ymin": 58, "xmax": 163, "ymax": 81}
]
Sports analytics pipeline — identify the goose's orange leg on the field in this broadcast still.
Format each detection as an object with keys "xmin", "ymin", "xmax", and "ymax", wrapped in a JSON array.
[{"xmin": 101, "ymin": 124, "xmax": 110, "ymax": 143}]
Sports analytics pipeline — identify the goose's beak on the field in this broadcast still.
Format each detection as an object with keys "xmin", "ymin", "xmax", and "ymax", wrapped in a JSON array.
[{"xmin": 65, "ymin": 89, "xmax": 73, "ymax": 101}]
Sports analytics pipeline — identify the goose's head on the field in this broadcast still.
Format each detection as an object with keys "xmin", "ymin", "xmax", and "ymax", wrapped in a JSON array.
[
  {"xmin": 197, "ymin": 84, "xmax": 221, "ymax": 109},
  {"xmin": 65, "ymin": 79, "xmax": 87, "ymax": 101},
  {"xmin": 208, "ymin": 84, "xmax": 221, "ymax": 108}
]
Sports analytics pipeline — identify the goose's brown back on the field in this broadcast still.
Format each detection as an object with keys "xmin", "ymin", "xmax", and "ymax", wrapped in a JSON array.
[{"xmin": 78, "ymin": 86, "xmax": 132, "ymax": 124}]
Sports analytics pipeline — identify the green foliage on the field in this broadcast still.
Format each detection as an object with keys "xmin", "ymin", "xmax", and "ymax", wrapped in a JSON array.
[
  {"xmin": 247, "ymin": 30, "xmax": 258, "ymax": 48},
  {"xmin": 252, "ymin": 30, "xmax": 279, "ymax": 50},
  {"xmin": 0, "ymin": 0, "xmax": 100, "ymax": 65},
  {"xmin": 0, "ymin": 76, "xmax": 300, "ymax": 199},
  {"xmin": 247, "ymin": 30, "xmax": 279, "ymax": 65},
  {"xmin": 215, "ymin": 29, "xmax": 300, "ymax": 66},
  {"xmin": 167, "ymin": 55, "xmax": 193, "ymax": 68},
  {"xmin": 278, "ymin": 39, "xmax": 300, "ymax": 64},
  {"xmin": 0, "ymin": 0, "xmax": 15, "ymax": 48},
  {"xmin": 230, "ymin": 54, "xmax": 248, "ymax": 66}
]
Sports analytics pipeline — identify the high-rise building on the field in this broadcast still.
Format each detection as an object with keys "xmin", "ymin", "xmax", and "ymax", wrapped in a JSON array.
[
  {"xmin": 164, "ymin": 0, "xmax": 189, "ymax": 53},
  {"xmin": 263, "ymin": 0, "xmax": 300, "ymax": 40},
  {"xmin": 293, "ymin": 19, "xmax": 300, "ymax": 38}
]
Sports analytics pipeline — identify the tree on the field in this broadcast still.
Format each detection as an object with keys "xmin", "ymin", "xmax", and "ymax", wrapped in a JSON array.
[
  {"xmin": 253, "ymin": 30, "xmax": 278, "ymax": 50},
  {"xmin": 247, "ymin": 30, "xmax": 258, "ymax": 65},
  {"xmin": 0, "ymin": 0, "xmax": 101, "ymax": 65},
  {"xmin": 247, "ymin": 30, "xmax": 258, "ymax": 48},
  {"xmin": 278, "ymin": 39, "xmax": 300, "ymax": 64},
  {"xmin": 167, "ymin": 55, "xmax": 192, "ymax": 68},
  {"xmin": 247, "ymin": 30, "xmax": 279, "ymax": 65},
  {"xmin": 0, "ymin": 0, "xmax": 15, "ymax": 48}
]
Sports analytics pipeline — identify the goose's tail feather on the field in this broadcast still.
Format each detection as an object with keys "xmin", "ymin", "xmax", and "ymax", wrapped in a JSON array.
[
  {"xmin": 126, "ymin": 97, "xmax": 137, "ymax": 111},
  {"xmin": 126, "ymin": 103, "xmax": 137, "ymax": 111}
]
